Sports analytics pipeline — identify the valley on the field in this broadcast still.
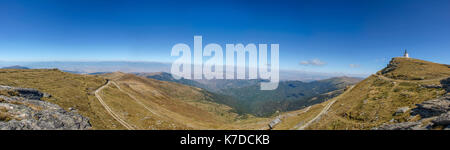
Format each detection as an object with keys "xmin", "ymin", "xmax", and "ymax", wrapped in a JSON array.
[
  {"xmin": 273, "ymin": 57, "xmax": 450, "ymax": 130},
  {"xmin": 0, "ymin": 57, "xmax": 448, "ymax": 130}
]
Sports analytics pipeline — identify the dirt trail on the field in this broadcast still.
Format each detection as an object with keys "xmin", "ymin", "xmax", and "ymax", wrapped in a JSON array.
[
  {"xmin": 297, "ymin": 85, "xmax": 354, "ymax": 130},
  {"xmin": 374, "ymin": 74, "xmax": 446, "ymax": 83},
  {"xmin": 295, "ymin": 74, "xmax": 446, "ymax": 130},
  {"xmin": 94, "ymin": 80, "xmax": 135, "ymax": 130}
]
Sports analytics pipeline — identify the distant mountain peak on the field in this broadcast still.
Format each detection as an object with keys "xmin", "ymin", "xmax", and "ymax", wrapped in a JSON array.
[{"xmin": 1, "ymin": 65, "xmax": 30, "ymax": 69}]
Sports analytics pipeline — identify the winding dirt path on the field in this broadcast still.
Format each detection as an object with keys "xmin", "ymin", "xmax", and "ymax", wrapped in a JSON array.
[
  {"xmin": 94, "ymin": 80, "xmax": 135, "ymax": 130},
  {"xmin": 295, "ymin": 74, "xmax": 446, "ymax": 130},
  {"xmin": 297, "ymin": 85, "xmax": 354, "ymax": 130}
]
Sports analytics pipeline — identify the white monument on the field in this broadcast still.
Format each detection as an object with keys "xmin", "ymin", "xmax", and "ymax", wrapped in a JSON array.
[{"xmin": 403, "ymin": 49, "xmax": 409, "ymax": 58}]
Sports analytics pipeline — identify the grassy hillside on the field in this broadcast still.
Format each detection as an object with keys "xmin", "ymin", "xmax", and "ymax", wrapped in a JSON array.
[
  {"xmin": 98, "ymin": 73, "xmax": 271, "ymax": 129},
  {"xmin": 140, "ymin": 72, "xmax": 362, "ymax": 117},
  {"xmin": 0, "ymin": 69, "xmax": 124, "ymax": 129},
  {"xmin": 0, "ymin": 69, "xmax": 272, "ymax": 130},
  {"xmin": 277, "ymin": 57, "xmax": 449, "ymax": 130},
  {"xmin": 379, "ymin": 57, "xmax": 450, "ymax": 80}
]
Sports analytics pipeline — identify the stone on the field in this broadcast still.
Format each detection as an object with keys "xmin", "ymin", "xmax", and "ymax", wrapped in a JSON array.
[
  {"xmin": 421, "ymin": 84, "xmax": 443, "ymax": 89},
  {"xmin": 375, "ymin": 77, "xmax": 450, "ymax": 130},
  {"xmin": 411, "ymin": 97, "xmax": 450, "ymax": 118},
  {"xmin": 444, "ymin": 125, "xmax": 450, "ymax": 130},
  {"xmin": 0, "ymin": 85, "xmax": 91, "ymax": 130},
  {"xmin": 431, "ymin": 112, "xmax": 450, "ymax": 126},
  {"xmin": 268, "ymin": 116, "xmax": 282, "ymax": 129},
  {"xmin": 374, "ymin": 122, "xmax": 422, "ymax": 130},
  {"xmin": 394, "ymin": 107, "xmax": 409, "ymax": 115}
]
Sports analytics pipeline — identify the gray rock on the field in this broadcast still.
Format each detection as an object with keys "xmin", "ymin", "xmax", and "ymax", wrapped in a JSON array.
[
  {"xmin": 43, "ymin": 93, "xmax": 52, "ymax": 98},
  {"xmin": 394, "ymin": 107, "xmax": 410, "ymax": 115},
  {"xmin": 411, "ymin": 97, "xmax": 450, "ymax": 118},
  {"xmin": 380, "ymin": 60, "xmax": 399, "ymax": 74},
  {"xmin": 0, "ymin": 85, "xmax": 44, "ymax": 100},
  {"xmin": 441, "ymin": 78, "xmax": 450, "ymax": 92},
  {"xmin": 0, "ymin": 86, "xmax": 91, "ymax": 130},
  {"xmin": 421, "ymin": 84, "xmax": 443, "ymax": 89},
  {"xmin": 431, "ymin": 112, "xmax": 450, "ymax": 126},
  {"xmin": 444, "ymin": 125, "xmax": 450, "ymax": 130},
  {"xmin": 268, "ymin": 116, "xmax": 281, "ymax": 129},
  {"xmin": 375, "ymin": 77, "xmax": 450, "ymax": 130},
  {"xmin": 374, "ymin": 122, "xmax": 422, "ymax": 130}
]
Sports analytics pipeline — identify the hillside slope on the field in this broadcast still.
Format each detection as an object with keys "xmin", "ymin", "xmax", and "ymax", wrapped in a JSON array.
[
  {"xmin": 0, "ymin": 85, "xmax": 91, "ymax": 129},
  {"xmin": 97, "ymin": 72, "xmax": 271, "ymax": 129},
  {"xmin": 139, "ymin": 72, "xmax": 362, "ymax": 116},
  {"xmin": 0, "ymin": 69, "xmax": 272, "ymax": 130},
  {"xmin": 0, "ymin": 69, "xmax": 125, "ymax": 129},
  {"xmin": 137, "ymin": 72, "xmax": 264, "ymax": 92},
  {"xmin": 274, "ymin": 57, "xmax": 450, "ymax": 130},
  {"xmin": 219, "ymin": 76, "xmax": 362, "ymax": 116}
]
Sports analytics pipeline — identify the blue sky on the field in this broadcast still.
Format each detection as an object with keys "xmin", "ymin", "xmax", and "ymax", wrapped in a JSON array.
[{"xmin": 0, "ymin": 0, "xmax": 449, "ymax": 75}]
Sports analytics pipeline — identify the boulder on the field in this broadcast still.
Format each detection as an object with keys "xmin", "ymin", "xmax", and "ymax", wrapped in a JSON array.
[
  {"xmin": 374, "ymin": 122, "xmax": 422, "ymax": 130},
  {"xmin": 0, "ymin": 86, "xmax": 91, "ymax": 130},
  {"xmin": 431, "ymin": 112, "xmax": 450, "ymax": 126},
  {"xmin": 268, "ymin": 116, "xmax": 281, "ymax": 129},
  {"xmin": 394, "ymin": 107, "xmax": 409, "ymax": 115},
  {"xmin": 411, "ymin": 97, "xmax": 450, "ymax": 118},
  {"xmin": 421, "ymin": 84, "xmax": 443, "ymax": 89}
]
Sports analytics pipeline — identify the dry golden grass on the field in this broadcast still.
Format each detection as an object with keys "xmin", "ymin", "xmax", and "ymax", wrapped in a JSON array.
[
  {"xmin": 380, "ymin": 57, "xmax": 450, "ymax": 80},
  {"xmin": 277, "ymin": 58, "xmax": 450, "ymax": 130},
  {"xmin": 0, "ymin": 69, "xmax": 274, "ymax": 130},
  {"xmin": 0, "ymin": 106, "xmax": 12, "ymax": 121},
  {"xmin": 0, "ymin": 69, "xmax": 123, "ymax": 129},
  {"xmin": 273, "ymin": 101, "xmax": 330, "ymax": 130},
  {"xmin": 98, "ymin": 73, "xmax": 272, "ymax": 130}
]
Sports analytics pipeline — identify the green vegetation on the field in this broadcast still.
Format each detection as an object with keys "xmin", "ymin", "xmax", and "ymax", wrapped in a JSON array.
[
  {"xmin": 219, "ymin": 77, "xmax": 361, "ymax": 116},
  {"xmin": 142, "ymin": 72, "xmax": 362, "ymax": 117}
]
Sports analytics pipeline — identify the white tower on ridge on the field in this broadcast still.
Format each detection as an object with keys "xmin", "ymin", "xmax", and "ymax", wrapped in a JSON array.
[{"xmin": 403, "ymin": 49, "xmax": 409, "ymax": 58}]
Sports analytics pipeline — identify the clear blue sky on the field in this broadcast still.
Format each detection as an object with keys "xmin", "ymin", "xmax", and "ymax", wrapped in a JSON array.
[{"xmin": 0, "ymin": 0, "xmax": 449, "ymax": 75}]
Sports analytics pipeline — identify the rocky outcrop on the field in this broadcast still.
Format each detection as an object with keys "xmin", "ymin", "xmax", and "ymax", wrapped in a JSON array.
[
  {"xmin": 268, "ymin": 116, "xmax": 282, "ymax": 130},
  {"xmin": 379, "ymin": 59, "xmax": 399, "ymax": 75},
  {"xmin": 411, "ymin": 96, "xmax": 450, "ymax": 118},
  {"xmin": 432, "ymin": 112, "xmax": 450, "ymax": 126},
  {"xmin": 0, "ymin": 85, "xmax": 51, "ymax": 99},
  {"xmin": 0, "ymin": 85, "xmax": 91, "ymax": 130},
  {"xmin": 374, "ymin": 122, "xmax": 422, "ymax": 130},
  {"xmin": 375, "ymin": 77, "xmax": 450, "ymax": 130},
  {"xmin": 442, "ymin": 78, "xmax": 450, "ymax": 91},
  {"xmin": 394, "ymin": 107, "xmax": 410, "ymax": 116}
]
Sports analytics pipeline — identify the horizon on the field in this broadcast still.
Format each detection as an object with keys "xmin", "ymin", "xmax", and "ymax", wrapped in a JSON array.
[
  {"xmin": 1, "ymin": 0, "xmax": 449, "ymax": 76},
  {"xmin": 0, "ymin": 60, "xmax": 370, "ymax": 80}
]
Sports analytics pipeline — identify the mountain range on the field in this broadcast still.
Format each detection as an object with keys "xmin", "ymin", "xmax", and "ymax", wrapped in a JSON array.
[
  {"xmin": 0, "ymin": 61, "xmax": 368, "ymax": 81},
  {"xmin": 139, "ymin": 72, "xmax": 362, "ymax": 116},
  {"xmin": 0, "ymin": 57, "xmax": 449, "ymax": 130}
]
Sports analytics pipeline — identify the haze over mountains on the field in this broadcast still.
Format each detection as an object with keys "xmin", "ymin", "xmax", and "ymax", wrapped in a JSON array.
[
  {"xmin": 140, "ymin": 72, "xmax": 362, "ymax": 116},
  {"xmin": 0, "ymin": 57, "xmax": 449, "ymax": 130},
  {"xmin": 0, "ymin": 61, "xmax": 368, "ymax": 81}
]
